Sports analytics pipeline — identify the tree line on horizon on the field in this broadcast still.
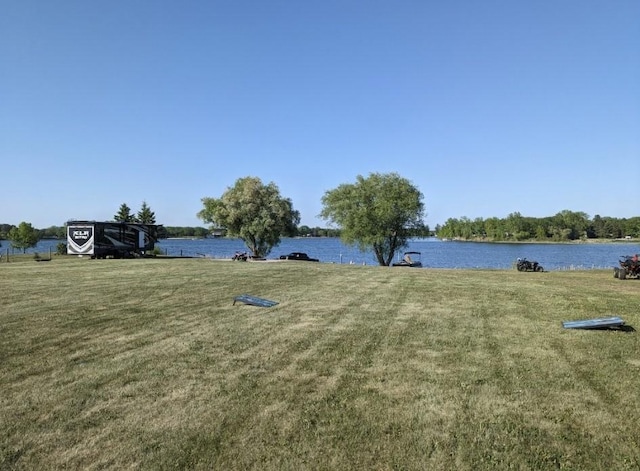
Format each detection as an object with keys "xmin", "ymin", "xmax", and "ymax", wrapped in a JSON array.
[
  {"xmin": 436, "ymin": 210, "xmax": 640, "ymax": 241},
  {"xmin": 2, "ymin": 176, "xmax": 638, "ymax": 262},
  {"xmin": 0, "ymin": 222, "xmax": 347, "ymax": 241},
  {"xmin": 1, "ymin": 211, "xmax": 637, "ymax": 244},
  {"xmin": 0, "ymin": 195, "xmax": 426, "ymax": 242}
]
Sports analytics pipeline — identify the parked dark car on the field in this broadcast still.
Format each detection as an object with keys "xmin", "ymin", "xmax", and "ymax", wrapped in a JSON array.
[{"xmin": 279, "ymin": 252, "xmax": 319, "ymax": 262}]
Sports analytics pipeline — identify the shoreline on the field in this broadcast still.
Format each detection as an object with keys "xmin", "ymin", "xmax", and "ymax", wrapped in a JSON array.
[{"xmin": 440, "ymin": 237, "xmax": 639, "ymax": 245}]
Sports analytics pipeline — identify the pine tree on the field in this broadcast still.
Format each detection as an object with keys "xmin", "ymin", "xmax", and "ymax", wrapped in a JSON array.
[
  {"xmin": 114, "ymin": 203, "xmax": 134, "ymax": 222},
  {"xmin": 137, "ymin": 201, "xmax": 156, "ymax": 224}
]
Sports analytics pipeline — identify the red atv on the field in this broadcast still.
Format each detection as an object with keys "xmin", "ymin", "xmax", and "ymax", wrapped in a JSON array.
[{"xmin": 614, "ymin": 255, "xmax": 640, "ymax": 279}]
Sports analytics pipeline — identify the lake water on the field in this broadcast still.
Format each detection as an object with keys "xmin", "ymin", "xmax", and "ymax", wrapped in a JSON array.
[{"xmin": 14, "ymin": 237, "xmax": 639, "ymax": 271}]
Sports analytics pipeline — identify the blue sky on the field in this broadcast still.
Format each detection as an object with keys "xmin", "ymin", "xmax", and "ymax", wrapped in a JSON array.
[{"xmin": 2, "ymin": 1, "xmax": 638, "ymax": 229}]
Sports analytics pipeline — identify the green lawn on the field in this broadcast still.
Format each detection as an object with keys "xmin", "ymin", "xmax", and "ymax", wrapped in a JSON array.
[{"xmin": 2, "ymin": 257, "xmax": 640, "ymax": 470}]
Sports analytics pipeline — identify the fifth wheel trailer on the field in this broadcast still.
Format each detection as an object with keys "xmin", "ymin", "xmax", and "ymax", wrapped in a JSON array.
[{"xmin": 67, "ymin": 221, "xmax": 161, "ymax": 258}]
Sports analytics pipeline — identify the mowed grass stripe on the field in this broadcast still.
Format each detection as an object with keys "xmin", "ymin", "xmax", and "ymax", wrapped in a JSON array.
[{"xmin": 1, "ymin": 258, "xmax": 640, "ymax": 469}]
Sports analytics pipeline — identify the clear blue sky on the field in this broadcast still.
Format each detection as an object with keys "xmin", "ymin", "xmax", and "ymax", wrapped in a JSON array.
[{"xmin": 2, "ymin": 1, "xmax": 638, "ymax": 229}]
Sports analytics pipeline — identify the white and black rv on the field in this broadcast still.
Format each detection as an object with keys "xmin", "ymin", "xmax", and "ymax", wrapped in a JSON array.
[{"xmin": 66, "ymin": 221, "xmax": 161, "ymax": 258}]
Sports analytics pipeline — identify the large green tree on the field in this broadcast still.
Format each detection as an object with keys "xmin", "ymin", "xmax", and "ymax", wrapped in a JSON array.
[
  {"xmin": 552, "ymin": 210, "xmax": 590, "ymax": 240},
  {"xmin": 7, "ymin": 221, "xmax": 40, "ymax": 253},
  {"xmin": 320, "ymin": 172, "xmax": 425, "ymax": 266},
  {"xmin": 198, "ymin": 177, "xmax": 300, "ymax": 258}
]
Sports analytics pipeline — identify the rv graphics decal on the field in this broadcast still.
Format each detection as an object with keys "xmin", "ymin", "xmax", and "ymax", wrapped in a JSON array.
[{"xmin": 67, "ymin": 225, "xmax": 94, "ymax": 255}]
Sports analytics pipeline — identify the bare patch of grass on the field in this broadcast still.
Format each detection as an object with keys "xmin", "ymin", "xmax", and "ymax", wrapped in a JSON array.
[{"xmin": 2, "ymin": 259, "xmax": 640, "ymax": 469}]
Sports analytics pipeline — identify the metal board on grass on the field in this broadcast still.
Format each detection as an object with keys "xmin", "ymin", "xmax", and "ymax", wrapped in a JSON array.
[
  {"xmin": 233, "ymin": 294, "xmax": 279, "ymax": 308},
  {"xmin": 562, "ymin": 317, "xmax": 625, "ymax": 329}
]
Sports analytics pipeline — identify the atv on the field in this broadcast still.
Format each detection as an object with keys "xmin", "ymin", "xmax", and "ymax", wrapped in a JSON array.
[
  {"xmin": 614, "ymin": 255, "xmax": 640, "ymax": 279},
  {"xmin": 516, "ymin": 258, "xmax": 544, "ymax": 272},
  {"xmin": 232, "ymin": 251, "xmax": 248, "ymax": 261}
]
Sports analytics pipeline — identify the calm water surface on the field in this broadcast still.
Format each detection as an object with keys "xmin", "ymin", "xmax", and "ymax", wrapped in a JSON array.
[
  {"xmin": 157, "ymin": 237, "xmax": 638, "ymax": 270},
  {"xmin": 17, "ymin": 237, "xmax": 638, "ymax": 271}
]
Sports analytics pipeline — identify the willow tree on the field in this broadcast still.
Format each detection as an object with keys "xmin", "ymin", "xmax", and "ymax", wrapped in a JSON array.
[
  {"xmin": 320, "ymin": 172, "xmax": 425, "ymax": 266},
  {"xmin": 198, "ymin": 177, "xmax": 300, "ymax": 258}
]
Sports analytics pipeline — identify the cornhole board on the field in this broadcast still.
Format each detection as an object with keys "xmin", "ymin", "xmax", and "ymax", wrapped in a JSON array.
[
  {"xmin": 233, "ymin": 294, "xmax": 278, "ymax": 307},
  {"xmin": 562, "ymin": 316, "xmax": 624, "ymax": 329}
]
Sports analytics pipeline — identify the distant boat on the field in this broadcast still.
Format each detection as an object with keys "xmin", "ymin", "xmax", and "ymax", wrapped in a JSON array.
[{"xmin": 392, "ymin": 251, "xmax": 422, "ymax": 267}]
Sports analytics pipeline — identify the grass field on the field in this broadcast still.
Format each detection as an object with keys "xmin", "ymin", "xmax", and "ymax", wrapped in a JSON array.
[{"xmin": 2, "ymin": 257, "xmax": 640, "ymax": 470}]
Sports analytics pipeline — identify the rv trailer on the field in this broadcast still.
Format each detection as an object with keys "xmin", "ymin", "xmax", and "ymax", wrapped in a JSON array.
[{"xmin": 67, "ymin": 221, "xmax": 161, "ymax": 258}]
